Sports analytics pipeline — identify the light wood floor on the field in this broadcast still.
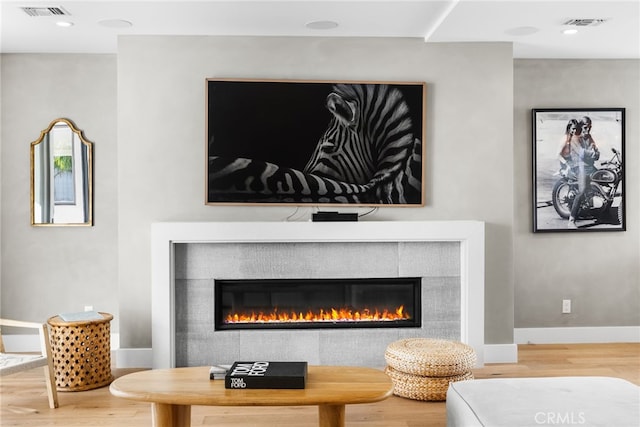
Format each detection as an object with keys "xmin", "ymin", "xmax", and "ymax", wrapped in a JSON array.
[{"xmin": 1, "ymin": 343, "xmax": 638, "ymax": 426}]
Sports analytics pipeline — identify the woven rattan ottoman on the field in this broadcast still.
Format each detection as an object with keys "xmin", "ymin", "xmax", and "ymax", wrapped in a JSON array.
[{"xmin": 384, "ymin": 338, "xmax": 476, "ymax": 401}]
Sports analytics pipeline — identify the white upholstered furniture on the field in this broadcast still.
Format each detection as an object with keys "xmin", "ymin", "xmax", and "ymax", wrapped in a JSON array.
[
  {"xmin": 446, "ymin": 376, "xmax": 639, "ymax": 427},
  {"xmin": 0, "ymin": 318, "xmax": 59, "ymax": 408}
]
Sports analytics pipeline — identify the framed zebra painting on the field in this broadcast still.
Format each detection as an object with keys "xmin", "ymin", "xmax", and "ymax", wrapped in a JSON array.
[{"xmin": 206, "ymin": 78, "xmax": 425, "ymax": 206}]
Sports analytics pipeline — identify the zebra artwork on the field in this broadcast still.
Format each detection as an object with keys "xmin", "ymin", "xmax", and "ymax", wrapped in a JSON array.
[{"xmin": 207, "ymin": 81, "xmax": 424, "ymax": 205}]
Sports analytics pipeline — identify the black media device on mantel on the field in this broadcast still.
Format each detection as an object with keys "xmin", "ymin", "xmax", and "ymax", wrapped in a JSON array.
[{"xmin": 311, "ymin": 211, "xmax": 358, "ymax": 222}]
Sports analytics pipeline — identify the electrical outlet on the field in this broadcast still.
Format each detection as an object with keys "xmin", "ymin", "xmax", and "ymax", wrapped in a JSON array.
[
  {"xmin": 562, "ymin": 299, "xmax": 571, "ymax": 314},
  {"xmin": 84, "ymin": 305, "xmax": 94, "ymax": 312}
]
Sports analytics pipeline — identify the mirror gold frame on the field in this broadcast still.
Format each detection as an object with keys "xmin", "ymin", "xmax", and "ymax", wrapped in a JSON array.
[{"xmin": 30, "ymin": 118, "xmax": 93, "ymax": 226}]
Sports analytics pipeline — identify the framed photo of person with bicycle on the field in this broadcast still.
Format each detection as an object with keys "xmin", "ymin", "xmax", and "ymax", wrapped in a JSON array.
[{"xmin": 532, "ymin": 108, "xmax": 625, "ymax": 232}]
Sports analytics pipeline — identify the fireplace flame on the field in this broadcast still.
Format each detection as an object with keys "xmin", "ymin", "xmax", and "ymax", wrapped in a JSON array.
[{"xmin": 225, "ymin": 305, "xmax": 410, "ymax": 324}]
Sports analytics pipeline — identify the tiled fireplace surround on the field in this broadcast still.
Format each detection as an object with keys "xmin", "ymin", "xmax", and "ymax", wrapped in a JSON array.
[{"xmin": 152, "ymin": 221, "xmax": 484, "ymax": 368}]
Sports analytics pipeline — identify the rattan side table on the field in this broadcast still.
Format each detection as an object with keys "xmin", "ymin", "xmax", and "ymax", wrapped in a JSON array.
[{"xmin": 47, "ymin": 312, "xmax": 114, "ymax": 391}]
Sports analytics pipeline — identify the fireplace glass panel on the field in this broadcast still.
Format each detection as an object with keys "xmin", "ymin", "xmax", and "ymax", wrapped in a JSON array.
[{"xmin": 215, "ymin": 277, "xmax": 421, "ymax": 330}]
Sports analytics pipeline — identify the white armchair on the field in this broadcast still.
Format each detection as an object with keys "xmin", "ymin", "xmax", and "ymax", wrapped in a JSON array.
[{"xmin": 0, "ymin": 318, "xmax": 59, "ymax": 408}]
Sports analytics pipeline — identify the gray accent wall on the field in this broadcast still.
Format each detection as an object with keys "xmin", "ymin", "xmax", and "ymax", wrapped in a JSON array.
[
  {"xmin": 116, "ymin": 37, "xmax": 514, "ymax": 348},
  {"xmin": 513, "ymin": 59, "xmax": 640, "ymax": 328}
]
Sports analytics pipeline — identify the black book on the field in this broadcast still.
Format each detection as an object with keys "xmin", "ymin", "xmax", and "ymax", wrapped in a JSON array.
[{"xmin": 224, "ymin": 361, "xmax": 307, "ymax": 389}]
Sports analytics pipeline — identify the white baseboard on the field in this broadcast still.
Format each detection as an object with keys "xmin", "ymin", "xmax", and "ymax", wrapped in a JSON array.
[
  {"xmin": 1, "ymin": 334, "xmax": 519, "ymax": 368},
  {"xmin": 115, "ymin": 348, "xmax": 153, "ymax": 368},
  {"xmin": 484, "ymin": 343, "xmax": 518, "ymax": 364},
  {"xmin": 113, "ymin": 345, "xmax": 521, "ymax": 369},
  {"xmin": 1, "ymin": 334, "xmax": 42, "ymax": 352},
  {"xmin": 515, "ymin": 326, "xmax": 640, "ymax": 344},
  {"xmin": 13, "ymin": 328, "xmax": 635, "ymax": 369},
  {"xmin": 3, "ymin": 333, "xmax": 121, "ymax": 352},
  {"xmin": 2, "ymin": 334, "xmax": 152, "ymax": 368}
]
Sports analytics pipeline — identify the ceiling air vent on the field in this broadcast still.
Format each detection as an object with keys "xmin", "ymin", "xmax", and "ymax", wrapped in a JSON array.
[
  {"xmin": 21, "ymin": 6, "xmax": 70, "ymax": 17},
  {"xmin": 563, "ymin": 19, "xmax": 607, "ymax": 27}
]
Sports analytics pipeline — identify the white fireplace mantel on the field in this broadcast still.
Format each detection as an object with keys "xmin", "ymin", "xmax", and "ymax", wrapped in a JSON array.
[{"xmin": 151, "ymin": 220, "xmax": 485, "ymax": 368}]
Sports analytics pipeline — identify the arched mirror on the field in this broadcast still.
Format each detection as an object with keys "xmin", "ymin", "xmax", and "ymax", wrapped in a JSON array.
[{"xmin": 31, "ymin": 118, "xmax": 93, "ymax": 226}]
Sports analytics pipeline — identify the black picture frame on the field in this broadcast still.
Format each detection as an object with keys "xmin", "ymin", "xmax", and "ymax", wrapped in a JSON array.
[
  {"xmin": 206, "ymin": 78, "xmax": 425, "ymax": 206},
  {"xmin": 532, "ymin": 108, "xmax": 625, "ymax": 232}
]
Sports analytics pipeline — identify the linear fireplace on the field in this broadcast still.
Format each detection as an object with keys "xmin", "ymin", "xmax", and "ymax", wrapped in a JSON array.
[
  {"xmin": 215, "ymin": 277, "xmax": 421, "ymax": 330},
  {"xmin": 152, "ymin": 221, "xmax": 485, "ymax": 368}
]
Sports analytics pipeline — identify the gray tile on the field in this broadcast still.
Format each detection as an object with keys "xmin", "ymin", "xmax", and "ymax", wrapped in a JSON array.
[{"xmin": 173, "ymin": 241, "xmax": 462, "ymax": 367}]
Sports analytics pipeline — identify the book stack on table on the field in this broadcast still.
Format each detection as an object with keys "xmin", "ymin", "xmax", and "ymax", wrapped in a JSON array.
[
  {"xmin": 212, "ymin": 361, "xmax": 308, "ymax": 389},
  {"xmin": 209, "ymin": 365, "xmax": 231, "ymax": 380}
]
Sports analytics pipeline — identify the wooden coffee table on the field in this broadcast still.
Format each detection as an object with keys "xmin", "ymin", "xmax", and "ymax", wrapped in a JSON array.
[{"xmin": 109, "ymin": 365, "xmax": 393, "ymax": 427}]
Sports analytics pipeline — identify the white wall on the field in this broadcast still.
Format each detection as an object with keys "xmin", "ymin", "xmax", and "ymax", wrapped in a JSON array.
[
  {"xmin": 513, "ymin": 59, "xmax": 640, "ymax": 330},
  {"xmin": 3, "ymin": 43, "xmax": 638, "ymax": 357},
  {"xmin": 0, "ymin": 54, "xmax": 119, "ymax": 329},
  {"xmin": 116, "ymin": 37, "xmax": 514, "ymax": 348},
  {"xmin": 3, "ymin": 42, "xmax": 638, "ymax": 357}
]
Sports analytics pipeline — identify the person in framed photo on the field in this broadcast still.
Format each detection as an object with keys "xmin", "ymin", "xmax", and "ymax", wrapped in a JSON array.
[
  {"xmin": 566, "ymin": 116, "xmax": 600, "ymax": 228},
  {"xmin": 558, "ymin": 119, "xmax": 579, "ymax": 169}
]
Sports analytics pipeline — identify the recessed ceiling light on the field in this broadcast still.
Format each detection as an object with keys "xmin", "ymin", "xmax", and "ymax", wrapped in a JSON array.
[
  {"xmin": 55, "ymin": 21, "xmax": 74, "ymax": 28},
  {"xmin": 98, "ymin": 19, "xmax": 133, "ymax": 28},
  {"xmin": 505, "ymin": 26, "xmax": 539, "ymax": 36},
  {"xmin": 563, "ymin": 29, "xmax": 579, "ymax": 35},
  {"xmin": 305, "ymin": 20, "xmax": 339, "ymax": 30}
]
